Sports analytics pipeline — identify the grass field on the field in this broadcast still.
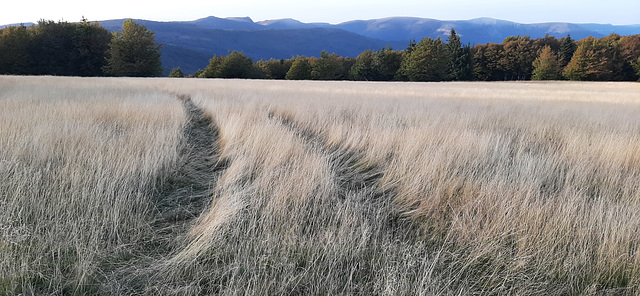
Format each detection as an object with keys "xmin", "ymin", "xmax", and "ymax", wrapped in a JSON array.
[{"xmin": 1, "ymin": 76, "xmax": 640, "ymax": 295}]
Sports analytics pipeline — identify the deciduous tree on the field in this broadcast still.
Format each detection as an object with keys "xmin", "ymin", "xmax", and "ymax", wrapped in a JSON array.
[
  {"xmin": 201, "ymin": 55, "xmax": 223, "ymax": 78},
  {"xmin": 350, "ymin": 49, "xmax": 376, "ymax": 80},
  {"xmin": 563, "ymin": 34, "xmax": 626, "ymax": 81},
  {"xmin": 103, "ymin": 19, "xmax": 162, "ymax": 77},
  {"xmin": 218, "ymin": 51, "xmax": 255, "ymax": 78},
  {"xmin": 0, "ymin": 25, "xmax": 33, "ymax": 75},
  {"xmin": 472, "ymin": 43, "xmax": 504, "ymax": 81},
  {"xmin": 500, "ymin": 35, "xmax": 538, "ymax": 80},
  {"xmin": 532, "ymin": 46, "xmax": 562, "ymax": 80},
  {"xmin": 311, "ymin": 51, "xmax": 351, "ymax": 80},
  {"xmin": 399, "ymin": 37, "xmax": 449, "ymax": 81},
  {"xmin": 256, "ymin": 58, "xmax": 292, "ymax": 79},
  {"xmin": 285, "ymin": 56, "xmax": 312, "ymax": 80},
  {"xmin": 168, "ymin": 67, "xmax": 184, "ymax": 77}
]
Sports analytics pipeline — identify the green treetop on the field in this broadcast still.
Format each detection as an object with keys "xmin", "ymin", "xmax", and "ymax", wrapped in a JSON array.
[{"xmin": 103, "ymin": 19, "xmax": 162, "ymax": 77}]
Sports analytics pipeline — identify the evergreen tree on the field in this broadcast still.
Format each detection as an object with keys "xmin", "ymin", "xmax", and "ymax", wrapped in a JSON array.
[
  {"xmin": 406, "ymin": 39, "xmax": 417, "ymax": 53},
  {"xmin": 168, "ymin": 67, "xmax": 184, "ymax": 77},
  {"xmin": 286, "ymin": 56, "xmax": 312, "ymax": 80},
  {"xmin": 532, "ymin": 46, "xmax": 562, "ymax": 80},
  {"xmin": 447, "ymin": 29, "xmax": 473, "ymax": 81},
  {"xmin": 559, "ymin": 34, "xmax": 577, "ymax": 66},
  {"xmin": 103, "ymin": 19, "xmax": 162, "ymax": 77}
]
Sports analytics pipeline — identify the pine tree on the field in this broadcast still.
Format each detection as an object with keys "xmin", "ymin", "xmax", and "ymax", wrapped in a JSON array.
[
  {"xmin": 559, "ymin": 34, "xmax": 577, "ymax": 66},
  {"xmin": 447, "ymin": 29, "xmax": 473, "ymax": 81},
  {"xmin": 103, "ymin": 20, "xmax": 162, "ymax": 77}
]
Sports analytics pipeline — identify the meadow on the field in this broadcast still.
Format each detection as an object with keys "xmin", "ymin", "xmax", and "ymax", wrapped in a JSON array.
[{"xmin": 1, "ymin": 76, "xmax": 640, "ymax": 295}]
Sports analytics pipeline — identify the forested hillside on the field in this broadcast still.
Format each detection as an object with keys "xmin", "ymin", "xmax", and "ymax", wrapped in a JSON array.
[{"xmin": 1, "ymin": 19, "xmax": 639, "ymax": 81}]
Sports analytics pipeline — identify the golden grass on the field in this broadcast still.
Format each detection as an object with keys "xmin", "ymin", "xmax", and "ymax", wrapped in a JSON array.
[
  {"xmin": 0, "ymin": 76, "xmax": 185, "ymax": 294},
  {"xmin": 2, "ymin": 76, "xmax": 640, "ymax": 294}
]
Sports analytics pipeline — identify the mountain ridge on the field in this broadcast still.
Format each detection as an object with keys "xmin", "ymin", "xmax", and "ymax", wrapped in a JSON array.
[{"xmin": 3, "ymin": 16, "xmax": 639, "ymax": 75}]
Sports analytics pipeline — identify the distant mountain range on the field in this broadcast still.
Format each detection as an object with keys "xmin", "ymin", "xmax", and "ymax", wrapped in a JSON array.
[{"xmin": 4, "ymin": 16, "xmax": 640, "ymax": 75}]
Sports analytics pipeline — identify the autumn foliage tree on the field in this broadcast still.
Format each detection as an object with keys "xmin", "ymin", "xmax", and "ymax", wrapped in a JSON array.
[
  {"xmin": 472, "ymin": 43, "xmax": 505, "ymax": 81},
  {"xmin": 562, "ymin": 35, "xmax": 626, "ymax": 81},
  {"xmin": 500, "ymin": 35, "xmax": 538, "ymax": 80},
  {"xmin": 532, "ymin": 46, "xmax": 562, "ymax": 80},
  {"xmin": 103, "ymin": 19, "xmax": 162, "ymax": 77}
]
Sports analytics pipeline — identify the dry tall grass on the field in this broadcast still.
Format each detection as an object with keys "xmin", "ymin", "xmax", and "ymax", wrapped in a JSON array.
[
  {"xmin": 2, "ymin": 77, "xmax": 640, "ymax": 295},
  {"xmin": 0, "ymin": 76, "xmax": 186, "ymax": 294}
]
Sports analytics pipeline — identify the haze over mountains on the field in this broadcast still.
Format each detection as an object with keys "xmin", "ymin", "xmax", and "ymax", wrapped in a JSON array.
[{"xmin": 5, "ymin": 16, "xmax": 639, "ymax": 75}]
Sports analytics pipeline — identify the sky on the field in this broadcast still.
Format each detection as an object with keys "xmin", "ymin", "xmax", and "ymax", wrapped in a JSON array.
[{"xmin": 2, "ymin": 0, "xmax": 639, "ymax": 26}]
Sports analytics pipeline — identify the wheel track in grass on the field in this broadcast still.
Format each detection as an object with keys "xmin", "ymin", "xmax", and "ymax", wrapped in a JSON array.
[
  {"xmin": 100, "ymin": 95, "xmax": 228, "ymax": 294},
  {"xmin": 266, "ymin": 109, "xmax": 435, "ymax": 294},
  {"xmin": 267, "ymin": 109, "xmax": 389, "ymax": 204}
]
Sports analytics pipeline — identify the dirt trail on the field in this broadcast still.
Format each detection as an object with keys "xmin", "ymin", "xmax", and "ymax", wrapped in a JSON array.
[{"xmin": 100, "ymin": 95, "xmax": 227, "ymax": 294}]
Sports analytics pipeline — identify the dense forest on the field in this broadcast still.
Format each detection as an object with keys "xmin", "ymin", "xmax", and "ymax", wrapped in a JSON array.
[
  {"xmin": 1, "ymin": 20, "xmax": 640, "ymax": 81},
  {"xmin": 0, "ymin": 19, "xmax": 161, "ymax": 77}
]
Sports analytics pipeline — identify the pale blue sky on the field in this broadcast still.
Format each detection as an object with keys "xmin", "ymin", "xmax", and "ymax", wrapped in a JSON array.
[{"xmin": 2, "ymin": 0, "xmax": 639, "ymax": 25}]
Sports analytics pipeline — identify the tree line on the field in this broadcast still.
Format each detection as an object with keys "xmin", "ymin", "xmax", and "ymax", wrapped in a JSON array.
[
  {"xmin": 1, "ymin": 19, "xmax": 639, "ymax": 81},
  {"xmin": 0, "ymin": 19, "xmax": 162, "ymax": 76},
  {"xmin": 183, "ymin": 30, "xmax": 640, "ymax": 81}
]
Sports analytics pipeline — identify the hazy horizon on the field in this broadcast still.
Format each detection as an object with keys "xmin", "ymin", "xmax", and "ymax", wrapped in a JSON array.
[{"xmin": 2, "ymin": 0, "xmax": 639, "ymax": 26}]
